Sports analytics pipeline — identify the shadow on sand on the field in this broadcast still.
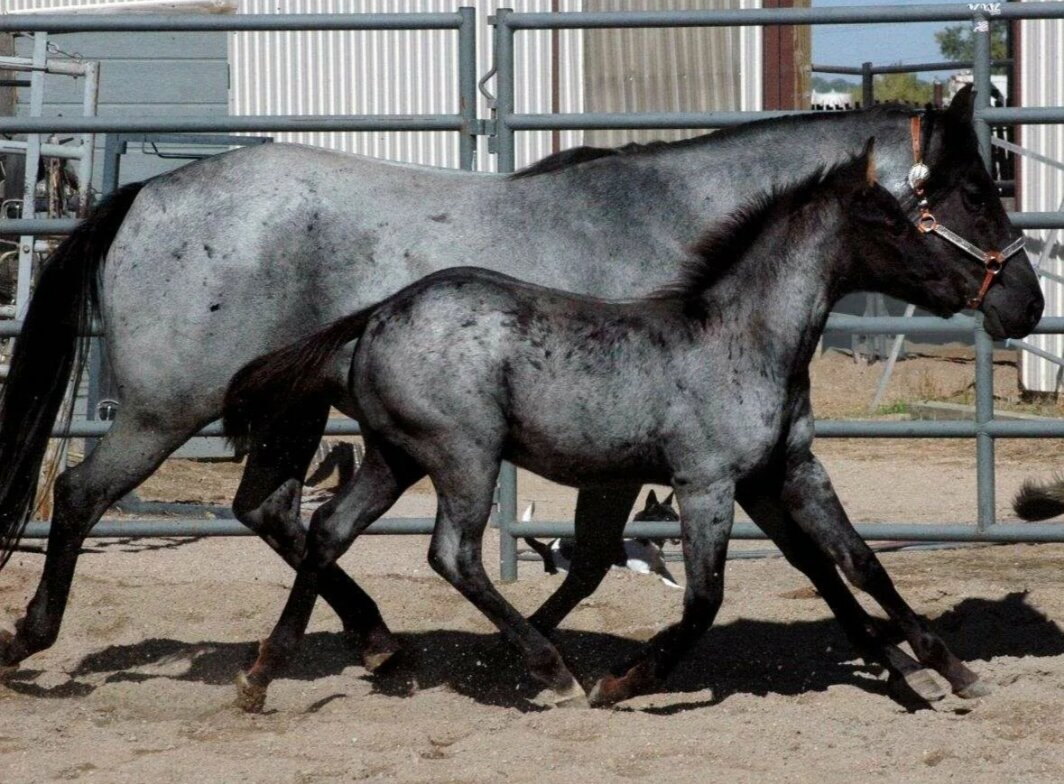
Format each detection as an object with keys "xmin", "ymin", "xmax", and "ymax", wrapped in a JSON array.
[{"xmin": 4, "ymin": 592, "xmax": 1061, "ymax": 712}]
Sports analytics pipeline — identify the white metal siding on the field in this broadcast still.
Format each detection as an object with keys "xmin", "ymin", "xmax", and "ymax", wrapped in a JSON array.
[
  {"xmin": 231, "ymin": 1, "xmax": 759, "ymax": 170},
  {"xmin": 231, "ymin": 0, "xmax": 585, "ymax": 171},
  {"xmin": 1020, "ymin": 2, "xmax": 1064, "ymax": 393}
]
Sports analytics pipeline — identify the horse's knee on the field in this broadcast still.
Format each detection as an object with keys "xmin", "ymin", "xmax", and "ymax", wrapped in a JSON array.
[{"xmin": 840, "ymin": 549, "xmax": 890, "ymax": 594}]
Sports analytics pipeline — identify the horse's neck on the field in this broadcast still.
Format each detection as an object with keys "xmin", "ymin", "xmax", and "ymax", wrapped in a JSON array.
[
  {"xmin": 701, "ymin": 212, "xmax": 846, "ymax": 364},
  {"xmin": 663, "ymin": 112, "xmax": 913, "ymax": 213}
]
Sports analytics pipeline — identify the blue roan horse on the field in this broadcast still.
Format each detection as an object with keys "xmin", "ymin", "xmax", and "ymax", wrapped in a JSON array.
[
  {"xmin": 0, "ymin": 89, "xmax": 1043, "ymax": 681},
  {"xmin": 222, "ymin": 144, "xmax": 986, "ymax": 712}
]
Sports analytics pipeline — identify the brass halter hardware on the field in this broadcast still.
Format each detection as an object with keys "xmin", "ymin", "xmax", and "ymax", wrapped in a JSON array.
[{"xmin": 907, "ymin": 114, "xmax": 1025, "ymax": 309}]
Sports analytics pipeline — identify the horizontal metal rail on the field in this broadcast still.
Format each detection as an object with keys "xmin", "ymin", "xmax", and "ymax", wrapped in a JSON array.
[
  {"xmin": 37, "ymin": 414, "xmax": 1064, "ymax": 442},
  {"xmin": 814, "ymin": 59, "xmax": 1013, "ymax": 76},
  {"xmin": 0, "ymin": 12, "xmax": 466, "ymax": 32},
  {"xmin": 3, "ymin": 215, "xmax": 1058, "ymax": 241},
  {"xmin": 20, "ymin": 519, "xmax": 1064, "ymax": 544},
  {"xmin": 0, "ymin": 114, "xmax": 465, "ymax": 135},
  {"xmin": 501, "ymin": 3, "xmax": 1064, "ymax": 29}
]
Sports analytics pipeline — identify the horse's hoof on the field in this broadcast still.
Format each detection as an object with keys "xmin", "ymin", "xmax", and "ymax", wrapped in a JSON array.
[
  {"xmin": 234, "ymin": 672, "xmax": 268, "ymax": 714},
  {"xmin": 553, "ymin": 679, "xmax": 589, "ymax": 709},
  {"xmin": 0, "ymin": 664, "xmax": 17, "ymax": 683},
  {"xmin": 890, "ymin": 668, "xmax": 947, "ymax": 703},
  {"xmin": 533, "ymin": 679, "xmax": 589, "ymax": 709},
  {"xmin": 955, "ymin": 679, "xmax": 990, "ymax": 700},
  {"xmin": 360, "ymin": 629, "xmax": 402, "ymax": 674},
  {"xmin": 588, "ymin": 675, "xmax": 627, "ymax": 708},
  {"xmin": 362, "ymin": 648, "xmax": 398, "ymax": 674}
]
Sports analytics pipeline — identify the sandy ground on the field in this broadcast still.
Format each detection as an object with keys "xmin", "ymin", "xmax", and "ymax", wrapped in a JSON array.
[{"xmin": 2, "ymin": 349, "xmax": 1064, "ymax": 783}]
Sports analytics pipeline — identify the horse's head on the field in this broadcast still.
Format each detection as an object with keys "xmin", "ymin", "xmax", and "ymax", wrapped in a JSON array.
[
  {"xmin": 828, "ymin": 139, "xmax": 970, "ymax": 315},
  {"xmin": 916, "ymin": 87, "xmax": 1043, "ymax": 337}
]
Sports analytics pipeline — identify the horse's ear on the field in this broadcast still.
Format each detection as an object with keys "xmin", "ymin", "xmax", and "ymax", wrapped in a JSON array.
[
  {"xmin": 947, "ymin": 84, "xmax": 975, "ymax": 123},
  {"xmin": 838, "ymin": 137, "xmax": 876, "ymax": 190},
  {"xmin": 862, "ymin": 137, "xmax": 877, "ymax": 186},
  {"xmin": 646, "ymin": 489, "xmax": 659, "ymax": 507},
  {"xmin": 663, "ymin": 491, "xmax": 674, "ymax": 507}
]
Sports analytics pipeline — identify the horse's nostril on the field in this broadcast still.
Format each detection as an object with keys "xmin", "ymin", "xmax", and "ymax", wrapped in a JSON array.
[{"xmin": 1028, "ymin": 297, "xmax": 1045, "ymax": 325}]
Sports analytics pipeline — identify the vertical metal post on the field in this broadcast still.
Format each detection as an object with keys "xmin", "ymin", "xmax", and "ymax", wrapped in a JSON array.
[
  {"xmin": 76, "ymin": 60, "xmax": 99, "ymax": 216},
  {"xmin": 972, "ymin": 12, "xmax": 995, "ymax": 532},
  {"xmin": 100, "ymin": 133, "xmax": 125, "ymax": 195},
  {"xmin": 497, "ymin": 462, "xmax": 519, "ymax": 582},
  {"xmin": 15, "ymin": 32, "xmax": 47, "ymax": 320},
  {"xmin": 493, "ymin": 8, "xmax": 519, "ymax": 580},
  {"xmin": 972, "ymin": 14, "xmax": 993, "ymax": 166},
  {"xmin": 494, "ymin": 8, "xmax": 515, "ymax": 174},
  {"xmin": 975, "ymin": 315, "xmax": 996, "ymax": 531},
  {"xmin": 457, "ymin": 7, "xmax": 477, "ymax": 171},
  {"xmin": 861, "ymin": 61, "xmax": 873, "ymax": 109}
]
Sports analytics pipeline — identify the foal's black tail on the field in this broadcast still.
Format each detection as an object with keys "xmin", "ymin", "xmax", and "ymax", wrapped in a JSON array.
[
  {"xmin": 222, "ymin": 307, "xmax": 377, "ymax": 453},
  {"xmin": 1013, "ymin": 476, "xmax": 1064, "ymax": 521},
  {"xmin": 0, "ymin": 182, "xmax": 145, "ymax": 572}
]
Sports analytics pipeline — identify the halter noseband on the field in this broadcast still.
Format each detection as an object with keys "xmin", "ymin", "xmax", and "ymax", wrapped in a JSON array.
[{"xmin": 907, "ymin": 114, "xmax": 1025, "ymax": 309}]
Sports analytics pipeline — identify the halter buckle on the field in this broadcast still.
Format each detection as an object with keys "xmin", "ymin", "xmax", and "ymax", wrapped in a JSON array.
[{"xmin": 917, "ymin": 211, "xmax": 937, "ymax": 234}]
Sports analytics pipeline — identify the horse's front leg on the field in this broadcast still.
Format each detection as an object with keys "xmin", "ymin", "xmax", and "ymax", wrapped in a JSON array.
[
  {"xmin": 780, "ymin": 451, "xmax": 986, "ymax": 700},
  {"xmin": 589, "ymin": 477, "xmax": 734, "ymax": 707},
  {"xmin": 737, "ymin": 485, "xmax": 933, "ymax": 692}
]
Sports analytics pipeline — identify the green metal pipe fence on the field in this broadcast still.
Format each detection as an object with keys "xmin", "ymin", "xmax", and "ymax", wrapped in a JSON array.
[{"xmin": 2, "ymin": 5, "xmax": 1063, "ymax": 583}]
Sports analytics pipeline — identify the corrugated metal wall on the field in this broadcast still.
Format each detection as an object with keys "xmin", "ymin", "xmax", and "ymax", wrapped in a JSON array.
[
  {"xmin": 582, "ymin": 0, "xmax": 744, "ymax": 148},
  {"xmin": 232, "ymin": 0, "xmax": 586, "ymax": 171},
  {"xmin": 231, "ymin": 1, "xmax": 759, "ymax": 170},
  {"xmin": 1020, "ymin": 4, "xmax": 1064, "ymax": 393}
]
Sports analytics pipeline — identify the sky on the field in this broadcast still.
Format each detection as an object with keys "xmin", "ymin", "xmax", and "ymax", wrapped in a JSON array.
[{"xmin": 812, "ymin": 0, "xmax": 981, "ymax": 82}]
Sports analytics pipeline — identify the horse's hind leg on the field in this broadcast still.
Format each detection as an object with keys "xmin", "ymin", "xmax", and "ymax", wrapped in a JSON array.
[
  {"xmin": 429, "ymin": 462, "xmax": 584, "ymax": 706},
  {"xmin": 781, "ymin": 454, "xmax": 985, "ymax": 700},
  {"xmin": 0, "ymin": 413, "xmax": 196, "ymax": 671},
  {"xmin": 528, "ymin": 483, "xmax": 641, "ymax": 633},
  {"xmin": 237, "ymin": 442, "xmax": 422, "ymax": 712},
  {"xmin": 738, "ymin": 488, "xmax": 933, "ymax": 695},
  {"xmin": 232, "ymin": 404, "xmax": 399, "ymax": 671}
]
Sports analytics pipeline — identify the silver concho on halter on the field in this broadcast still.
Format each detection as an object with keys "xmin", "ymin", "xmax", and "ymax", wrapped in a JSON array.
[{"xmin": 907, "ymin": 162, "xmax": 930, "ymax": 192}]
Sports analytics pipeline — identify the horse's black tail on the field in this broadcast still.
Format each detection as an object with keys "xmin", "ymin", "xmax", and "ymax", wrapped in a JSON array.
[
  {"xmin": 1013, "ymin": 476, "xmax": 1064, "ymax": 521},
  {"xmin": 222, "ymin": 307, "xmax": 377, "ymax": 453},
  {"xmin": 0, "ymin": 181, "xmax": 145, "ymax": 572}
]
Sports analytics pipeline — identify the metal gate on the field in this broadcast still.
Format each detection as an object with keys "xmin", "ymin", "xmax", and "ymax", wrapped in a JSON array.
[{"xmin": 1, "ymin": 4, "xmax": 1063, "ymax": 583}]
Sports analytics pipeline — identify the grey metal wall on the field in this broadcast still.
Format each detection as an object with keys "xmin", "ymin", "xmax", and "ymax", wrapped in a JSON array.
[
  {"xmin": 582, "ymin": 0, "xmax": 744, "ymax": 148},
  {"xmin": 12, "ymin": 19, "xmax": 229, "ymax": 187}
]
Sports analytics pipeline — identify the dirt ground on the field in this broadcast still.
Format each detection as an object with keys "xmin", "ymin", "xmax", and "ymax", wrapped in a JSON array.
[{"xmin": 3, "ymin": 348, "xmax": 1064, "ymax": 783}]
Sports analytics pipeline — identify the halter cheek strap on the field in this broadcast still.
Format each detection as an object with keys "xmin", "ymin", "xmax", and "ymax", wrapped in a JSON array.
[{"xmin": 908, "ymin": 114, "xmax": 1026, "ymax": 309}]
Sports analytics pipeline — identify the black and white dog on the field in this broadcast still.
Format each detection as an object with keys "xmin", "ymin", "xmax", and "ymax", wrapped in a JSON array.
[{"xmin": 523, "ymin": 490, "xmax": 681, "ymax": 588}]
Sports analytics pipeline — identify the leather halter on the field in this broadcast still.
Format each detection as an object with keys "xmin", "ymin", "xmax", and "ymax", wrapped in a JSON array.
[{"xmin": 907, "ymin": 114, "xmax": 1025, "ymax": 309}]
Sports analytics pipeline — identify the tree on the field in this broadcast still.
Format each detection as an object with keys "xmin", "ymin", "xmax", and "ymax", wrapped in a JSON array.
[
  {"xmin": 935, "ymin": 23, "xmax": 1008, "ymax": 64},
  {"xmin": 869, "ymin": 72, "xmax": 934, "ymax": 105}
]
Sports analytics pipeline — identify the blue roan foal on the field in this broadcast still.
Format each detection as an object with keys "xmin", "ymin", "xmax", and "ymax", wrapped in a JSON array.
[{"xmin": 223, "ymin": 142, "xmax": 985, "ymax": 712}]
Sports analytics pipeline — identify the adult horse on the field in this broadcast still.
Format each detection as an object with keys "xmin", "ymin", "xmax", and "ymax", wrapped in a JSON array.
[{"xmin": 0, "ymin": 88, "xmax": 1043, "ymax": 675}]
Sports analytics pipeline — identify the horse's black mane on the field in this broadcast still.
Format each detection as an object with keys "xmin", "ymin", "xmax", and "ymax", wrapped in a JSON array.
[
  {"xmin": 652, "ymin": 163, "xmax": 841, "ymax": 311},
  {"xmin": 510, "ymin": 104, "xmax": 916, "ymax": 180}
]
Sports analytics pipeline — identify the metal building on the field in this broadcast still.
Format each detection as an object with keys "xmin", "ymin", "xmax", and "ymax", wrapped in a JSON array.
[
  {"xmin": 1019, "ymin": 7, "xmax": 1064, "ymax": 393},
  {"xmin": 230, "ymin": 0, "xmax": 763, "ymax": 171}
]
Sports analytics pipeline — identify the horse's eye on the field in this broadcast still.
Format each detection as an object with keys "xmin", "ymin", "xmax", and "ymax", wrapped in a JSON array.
[{"xmin": 961, "ymin": 186, "xmax": 986, "ymax": 209}]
